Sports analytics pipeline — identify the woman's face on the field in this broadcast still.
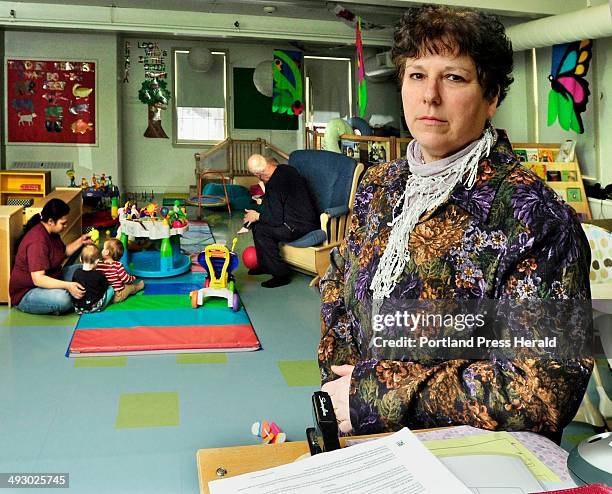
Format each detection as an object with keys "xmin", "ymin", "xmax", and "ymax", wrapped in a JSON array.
[
  {"xmin": 401, "ymin": 51, "xmax": 498, "ymax": 162},
  {"xmin": 48, "ymin": 215, "xmax": 69, "ymax": 234}
]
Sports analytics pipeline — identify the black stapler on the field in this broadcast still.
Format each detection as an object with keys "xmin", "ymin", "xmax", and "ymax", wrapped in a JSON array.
[{"xmin": 306, "ymin": 391, "xmax": 341, "ymax": 455}]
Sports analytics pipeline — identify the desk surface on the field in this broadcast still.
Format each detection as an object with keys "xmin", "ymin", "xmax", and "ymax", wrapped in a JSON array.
[
  {"xmin": 197, "ymin": 441, "xmax": 309, "ymax": 494},
  {"xmin": 197, "ymin": 433, "xmax": 399, "ymax": 494},
  {"xmin": 196, "ymin": 427, "xmax": 577, "ymax": 494}
]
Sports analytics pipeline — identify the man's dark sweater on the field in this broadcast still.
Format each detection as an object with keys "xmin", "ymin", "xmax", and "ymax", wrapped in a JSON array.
[{"xmin": 258, "ymin": 165, "xmax": 319, "ymax": 234}]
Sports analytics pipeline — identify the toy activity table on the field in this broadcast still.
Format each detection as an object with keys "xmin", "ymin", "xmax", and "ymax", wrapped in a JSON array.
[{"xmin": 118, "ymin": 216, "xmax": 191, "ymax": 278}]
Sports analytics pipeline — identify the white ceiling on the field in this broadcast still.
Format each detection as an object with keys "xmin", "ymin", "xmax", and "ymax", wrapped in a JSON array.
[{"xmin": 7, "ymin": 0, "xmax": 546, "ymax": 26}]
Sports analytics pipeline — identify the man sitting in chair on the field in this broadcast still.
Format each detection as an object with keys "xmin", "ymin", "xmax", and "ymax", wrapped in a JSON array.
[{"xmin": 243, "ymin": 154, "xmax": 319, "ymax": 288}]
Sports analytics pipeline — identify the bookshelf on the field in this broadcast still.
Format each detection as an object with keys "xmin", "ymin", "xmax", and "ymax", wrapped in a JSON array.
[
  {"xmin": 512, "ymin": 142, "xmax": 591, "ymax": 220},
  {"xmin": 24, "ymin": 188, "xmax": 82, "ymax": 244},
  {"xmin": 0, "ymin": 205, "xmax": 23, "ymax": 304},
  {"xmin": 0, "ymin": 170, "xmax": 51, "ymax": 207}
]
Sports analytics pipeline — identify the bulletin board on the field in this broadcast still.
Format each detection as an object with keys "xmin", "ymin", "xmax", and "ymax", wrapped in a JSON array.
[
  {"xmin": 6, "ymin": 59, "xmax": 96, "ymax": 144},
  {"xmin": 233, "ymin": 67, "xmax": 298, "ymax": 130}
]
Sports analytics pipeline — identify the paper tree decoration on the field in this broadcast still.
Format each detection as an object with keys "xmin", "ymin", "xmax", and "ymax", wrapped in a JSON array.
[
  {"xmin": 138, "ymin": 78, "xmax": 170, "ymax": 138},
  {"xmin": 356, "ymin": 17, "xmax": 368, "ymax": 118},
  {"xmin": 547, "ymin": 39, "xmax": 592, "ymax": 134},
  {"xmin": 272, "ymin": 49, "xmax": 303, "ymax": 116}
]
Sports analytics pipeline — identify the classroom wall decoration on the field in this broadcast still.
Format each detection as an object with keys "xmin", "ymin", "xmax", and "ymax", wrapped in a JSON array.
[
  {"xmin": 7, "ymin": 59, "xmax": 96, "ymax": 144},
  {"xmin": 138, "ymin": 78, "xmax": 170, "ymax": 138},
  {"xmin": 356, "ymin": 17, "xmax": 368, "ymax": 118},
  {"xmin": 272, "ymin": 49, "xmax": 303, "ymax": 116},
  {"xmin": 123, "ymin": 41, "xmax": 131, "ymax": 83},
  {"xmin": 137, "ymin": 41, "xmax": 167, "ymax": 79},
  {"xmin": 233, "ymin": 68, "xmax": 298, "ymax": 130},
  {"xmin": 547, "ymin": 39, "xmax": 592, "ymax": 134}
]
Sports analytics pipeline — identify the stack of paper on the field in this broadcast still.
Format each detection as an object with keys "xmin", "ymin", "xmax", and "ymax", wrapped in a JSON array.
[{"xmin": 209, "ymin": 428, "xmax": 472, "ymax": 494}]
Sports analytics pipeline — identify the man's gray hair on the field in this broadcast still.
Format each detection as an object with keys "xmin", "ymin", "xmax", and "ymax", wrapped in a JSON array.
[
  {"xmin": 248, "ymin": 154, "xmax": 278, "ymax": 174},
  {"xmin": 265, "ymin": 155, "xmax": 279, "ymax": 165}
]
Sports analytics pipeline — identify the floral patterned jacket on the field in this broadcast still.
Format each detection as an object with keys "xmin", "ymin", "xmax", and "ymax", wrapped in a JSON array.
[{"xmin": 318, "ymin": 130, "xmax": 593, "ymax": 440}]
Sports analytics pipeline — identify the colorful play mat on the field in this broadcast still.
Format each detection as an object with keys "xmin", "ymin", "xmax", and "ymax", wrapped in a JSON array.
[{"xmin": 67, "ymin": 272, "xmax": 260, "ymax": 357}]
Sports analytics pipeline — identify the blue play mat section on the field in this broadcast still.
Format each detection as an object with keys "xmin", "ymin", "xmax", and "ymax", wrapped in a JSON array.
[{"xmin": 127, "ymin": 250, "xmax": 191, "ymax": 278}]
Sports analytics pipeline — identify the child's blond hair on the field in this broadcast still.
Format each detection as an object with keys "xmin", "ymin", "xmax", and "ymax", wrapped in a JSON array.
[
  {"xmin": 102, "ymin": 238, "xmax": 124, "ymax": 261},
  {"xmin": 81, "ymin": 244, "xmax": 101, "ymax": 265}
]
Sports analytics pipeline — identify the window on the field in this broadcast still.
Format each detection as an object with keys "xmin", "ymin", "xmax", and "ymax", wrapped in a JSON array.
[
  {"xmin": 173, "ymin": 49, "xmax": 227, "ymax": 144},
  {"xmin": 304, "ymin": 56, "xmax": 353, "ymax": 128}
]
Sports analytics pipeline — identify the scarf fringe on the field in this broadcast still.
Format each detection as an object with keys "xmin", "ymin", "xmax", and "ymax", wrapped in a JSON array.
[{"xmin": 370, "ymin": 126, "xmax": 496, "ymax": 300}]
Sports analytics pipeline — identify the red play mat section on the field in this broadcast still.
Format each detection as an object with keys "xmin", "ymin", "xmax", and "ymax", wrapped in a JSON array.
[{"xmin": 69, "ymin": 324, "xmax": 260, "ymax": 356}]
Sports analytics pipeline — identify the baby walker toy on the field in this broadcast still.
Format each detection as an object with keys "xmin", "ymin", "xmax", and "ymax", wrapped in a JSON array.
[{"xmin": 190, "ymin": 238, "xmax": 241, "ymax": 311}]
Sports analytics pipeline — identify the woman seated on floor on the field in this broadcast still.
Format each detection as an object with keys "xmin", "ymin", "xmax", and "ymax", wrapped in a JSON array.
[
  {"xmin": 318, "ymin": 5, "xmax": 592, "ymax": 442},
  {"xmin": 9, "ymin": 198, "xmax": 94, "ymax": 315}
]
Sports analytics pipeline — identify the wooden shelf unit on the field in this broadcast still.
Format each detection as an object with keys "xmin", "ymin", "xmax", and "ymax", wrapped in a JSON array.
[
  {"xmin": 512, "ymin": 142, "xmax": 591, "ymax": 220},
  {"xmin": 0, "ymin": 170, "xmax": 51, "ymax": 206},
  {"xmin": 0, "ymin": 205, "xmax": 24, "ymax": 304},
  {"xmin": 25, "ymin": 188, "xmax": 82, "ymax": 245},
  {"xmin": 305, "ymin": 127, "xmax": 412, "ymax": 163}
]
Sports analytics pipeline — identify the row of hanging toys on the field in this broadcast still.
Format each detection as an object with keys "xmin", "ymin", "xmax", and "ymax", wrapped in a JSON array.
[{"xmin": 138, "ymin": 78, "xmax": 170, "ymax": 138}]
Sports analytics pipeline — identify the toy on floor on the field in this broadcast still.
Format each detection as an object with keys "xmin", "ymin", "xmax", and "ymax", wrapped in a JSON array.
[
  {"xmin": 190, "ymin": 238, "xmax": 241, "ymax": 311},
  {"xmin": 242, "ymin": 245, "xmax": 259, "ymax": 270},
  {"xmin": 251, "ymin": 420, "xmax": 286, "ymax": 445},
  {"xmin": 117, "ymin": 202, "xmax": 191, "ymax": 278}
]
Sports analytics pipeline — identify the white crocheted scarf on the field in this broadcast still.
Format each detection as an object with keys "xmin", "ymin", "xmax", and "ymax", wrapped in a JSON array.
[{"xmin": 370, "ymin": 125, "xmax": 497, "ymax": 300}]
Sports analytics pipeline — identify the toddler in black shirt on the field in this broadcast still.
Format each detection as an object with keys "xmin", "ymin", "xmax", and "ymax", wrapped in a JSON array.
[{"xmin": 72, "ymin": 244, "xmax": 113, "ymax": 314}]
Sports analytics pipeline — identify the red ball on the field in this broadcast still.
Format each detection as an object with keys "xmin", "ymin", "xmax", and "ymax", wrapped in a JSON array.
[{"xmin": 242, "ymin": 245, "xmax": 259, "ymax": 270}]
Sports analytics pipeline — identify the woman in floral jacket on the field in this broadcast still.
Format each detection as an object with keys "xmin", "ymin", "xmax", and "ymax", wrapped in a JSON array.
[{"xmin": 319, "ymin": 5, "xmax": 592, "ymax": 442}]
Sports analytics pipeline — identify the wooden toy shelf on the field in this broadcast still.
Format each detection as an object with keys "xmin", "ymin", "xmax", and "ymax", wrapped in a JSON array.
[
  {"xmin": 24, "ymin": 188, "xmax": 82, "ymax": 245},
  {"xmin": 0, "ymin": 205, "xmax": 23, "ymax": 304},
  {"xmin": 0, "ymin": 170, "xmax": 51, "ymax": 206}
]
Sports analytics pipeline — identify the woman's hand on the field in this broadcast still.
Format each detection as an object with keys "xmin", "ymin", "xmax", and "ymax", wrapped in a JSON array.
[
  {"xmin": 81, "ymin": 234, "xmax": 94, "ymax": 246},
  {"xmin": 243, "ymin": 209, "xmax": 260, "ymax": 225},
  {"xmin": 67, "ymin": 281, "xmax": 86, "ymax": 299},
  {"xmin": 321, "ymin": 364, "xmax": 354, "ymax": 434},
  {"xmin": 66, "ymin": 234, "xmax": 94, "ymax": 257}
]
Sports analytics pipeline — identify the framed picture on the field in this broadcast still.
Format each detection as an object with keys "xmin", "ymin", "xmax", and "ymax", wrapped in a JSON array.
[
  {"xmin": 367, "ymin": 141, "xmax": 390, "ymax": 163},
  {"xmin": 6, "ymin": 59, "xmax": 97, "ymax": 145},
  {"xmin": 341, "ymin": 140, "xmax": 359, "ymax": 159},
  {"xmin": 514, "ymin": 149, "xmax": 528, "ymax": 162}
]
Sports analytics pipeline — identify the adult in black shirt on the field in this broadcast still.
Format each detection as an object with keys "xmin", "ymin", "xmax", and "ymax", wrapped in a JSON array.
[{"xmin": 244, "ymin": 154, "xmax": 319, "ymax": 288}]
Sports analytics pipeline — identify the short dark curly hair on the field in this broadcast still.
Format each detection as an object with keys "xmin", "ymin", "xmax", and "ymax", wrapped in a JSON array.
[{"xmin": 392, "ymin": 5, "xmax": 514, "ymax": 106}]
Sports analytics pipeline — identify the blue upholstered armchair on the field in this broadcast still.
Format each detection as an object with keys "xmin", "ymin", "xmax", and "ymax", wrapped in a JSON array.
[{"xmin": 279, "ymin": 150, "xmax": 364, "ymax": 284}]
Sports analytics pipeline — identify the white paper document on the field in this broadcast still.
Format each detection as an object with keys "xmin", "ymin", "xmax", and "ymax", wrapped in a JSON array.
[{"xmin": 208, "ymin": 428, "xmax": 472, "ymax": 494}]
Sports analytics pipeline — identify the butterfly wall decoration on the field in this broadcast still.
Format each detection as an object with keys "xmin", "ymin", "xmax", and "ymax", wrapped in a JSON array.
[{"xmin": 547, "ymin": 39, "xmax": 592, "ymax": 134}]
